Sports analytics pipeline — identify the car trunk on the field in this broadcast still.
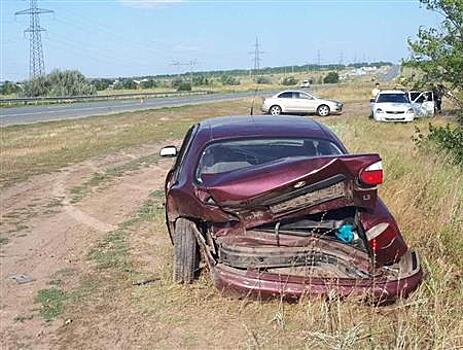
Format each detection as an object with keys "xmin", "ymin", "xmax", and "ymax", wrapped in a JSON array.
[
  {"xmin": 215, "ymin": 206, "xmax": 374, "ymax": 279},
  {"xmin": 199, "ymin": 154, "xmax": 408, "ymax": 280}
]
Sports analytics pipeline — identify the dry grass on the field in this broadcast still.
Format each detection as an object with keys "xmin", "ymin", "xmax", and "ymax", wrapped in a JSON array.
[
  {"xmin": 3, "ymin": 89, "xmax": 462, "ymax": 349},
  {"xmin": 0, "ymin": 99, "xmax": 252, "ymax": 187}
]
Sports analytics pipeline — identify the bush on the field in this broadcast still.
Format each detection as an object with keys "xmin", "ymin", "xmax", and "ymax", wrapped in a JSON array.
[
  {"xmin": 91, "ymin": 79, "xmax": 113, "ymax": 91},
  {"xmin": 256, "ymin": 76, "xmax": 271, "ymax": 84},
  {"xmin": 192, "ymin": 75, "xmax": 209, "ymax": 86},
  {"xmin": 23, "ymin": 70, "xmax": 96, "ymax": 97},
  {"xmin": 415, "ymin": 123, "xmax": 463, "ymax": 164},
  {"xmin": 281, "ymin": 76, "xmax": 298, "ymax": 86},
  {"xmin": 323, "ymin": 72, "xmax": 339, "ymax": 84},
  {"xmin": 0, "ymin": 81, "xmax": 21, "ymax": 95},
  {"xmin": 141, "ymin": 79, "xmax": 158, "ymax": 89},
  {"xmin": 120, "ymin": 79, "xmax": 137, "ymax": 90},
  {"xmin": 220, "ymin": 75, "xmax": 240, "ymax": 86},
  {"xmin": 171, "ymin": 78, "xmax": 185, "ymax": 88},
  {"xmin": 176, "ymin": 82, "xmax": 192, "ymax": 92}
]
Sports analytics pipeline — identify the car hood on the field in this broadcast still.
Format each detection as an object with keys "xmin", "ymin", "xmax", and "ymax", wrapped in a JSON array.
[
  {"xmin": 201, "ymin": 154, "xmax": 381, "ymax": 229},
  {"xmin": 375, "ymin": 102, "xmax": 411, "ymax": 111}
]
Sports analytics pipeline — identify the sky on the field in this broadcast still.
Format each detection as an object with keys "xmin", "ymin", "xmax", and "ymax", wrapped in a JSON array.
[{"xmin": 1, "ymin": 0, "xmax": 442, "ymax": 81}]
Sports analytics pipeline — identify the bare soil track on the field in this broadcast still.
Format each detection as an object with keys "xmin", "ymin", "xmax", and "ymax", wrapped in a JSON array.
[{"xmin": 0, "ymin": 143, "xmax": 175, "ymax": 349}]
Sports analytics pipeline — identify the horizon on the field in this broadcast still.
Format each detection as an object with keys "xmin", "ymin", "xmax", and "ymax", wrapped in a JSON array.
[{"xmin": 2, "ymin": 0, "xmax": 441, "ymax": 81}]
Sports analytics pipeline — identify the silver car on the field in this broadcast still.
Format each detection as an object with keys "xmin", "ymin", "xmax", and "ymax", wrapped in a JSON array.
[{"xmin": 261, "ymin": 90, "xmax": 343, "ymax": 117}]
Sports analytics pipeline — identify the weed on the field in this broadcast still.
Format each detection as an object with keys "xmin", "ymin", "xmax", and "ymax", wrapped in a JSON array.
[
  {"xmin": 0, "ymin": 235, "xmax": 9, "ymax": 245},
  {"xmin": 35, "ymin": 288, "xmax": 68, "ymax": 321}
]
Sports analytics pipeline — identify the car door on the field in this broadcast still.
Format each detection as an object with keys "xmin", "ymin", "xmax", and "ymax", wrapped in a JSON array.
[
  {"xmin": 275, "ymin": 92, "xmax": 294, "ymax": 112},
  {"xmin": 292, "ymin": 92, "xmax": 317, "ymax": 113},
  {"xmin": 410, "ymin": 91, "xmax": 435, "ymax": 117}
]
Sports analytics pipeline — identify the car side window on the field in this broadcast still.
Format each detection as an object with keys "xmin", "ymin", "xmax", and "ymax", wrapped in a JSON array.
[
  {"xmin": 278, "ymin": 92, "xmax": 293, "ymax": 98},
  {"xmin": 172, "ymin": 125, "xmax": 197, "ymax": 181},
  {"xmin": 300, "ymin": 93, "xmax": 313, "ymax": 100}
]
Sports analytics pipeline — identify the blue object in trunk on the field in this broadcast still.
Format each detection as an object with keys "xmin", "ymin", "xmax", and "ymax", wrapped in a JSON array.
[{"xmin": 336, "ymin": 224, "xmax": 354, "ymax": 243}]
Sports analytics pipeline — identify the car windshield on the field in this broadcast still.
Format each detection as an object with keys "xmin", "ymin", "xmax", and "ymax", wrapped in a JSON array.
[
  {"xmin": 196, "ymin": 138, "xmax": 343, "ymax": 179},
  {"xmin": 377, "ymin": 93, "xmax": 409, "ymax": 103}
]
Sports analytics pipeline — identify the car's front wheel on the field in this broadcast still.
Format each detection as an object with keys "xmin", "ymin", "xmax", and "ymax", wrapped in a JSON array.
[
  {"xmin": 173, "ymin": 218, "xmax": 199, "ymax": 283},
  {"xmin": 269, "ymin": 105, "xmax": 282, "ymax": 116},
  {"xmin": 317, "ymin": 104, "xmax": 331, "ymax": 117}
]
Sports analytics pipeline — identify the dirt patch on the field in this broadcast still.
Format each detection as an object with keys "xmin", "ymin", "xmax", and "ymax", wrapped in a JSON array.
[{"xmin": 0, "ymin": 143, "xmax": 175, "ymax": 349}]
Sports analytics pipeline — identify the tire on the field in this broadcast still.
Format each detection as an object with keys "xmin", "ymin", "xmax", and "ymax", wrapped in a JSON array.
[
  {"xmin": 317, "ymin": 104, "xmax": 330, "ymax": 117},
  {"xmin": 269, "ymin": 105, "xmax": 282, "ymax": 116},
  {"xmin": 173, "ymin": 218, "xmax": 199, "ymax": 283}
]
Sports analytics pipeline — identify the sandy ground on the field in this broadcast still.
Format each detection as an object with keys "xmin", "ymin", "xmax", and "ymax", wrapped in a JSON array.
[{"xmin": 0, "ymin": 143, "xmax": 175, "ymax": 349}]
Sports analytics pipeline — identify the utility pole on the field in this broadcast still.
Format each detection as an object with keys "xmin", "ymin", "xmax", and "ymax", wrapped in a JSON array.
[
  {"xmin": 339, "ymin": 51, "xmax": 344, "ymax": 66},
  {"xmin": 15, "ymin": 0, "xmax": 53, "ymax": 79},
  {"xmin": 170, "ymin": 60, "xmax": 197, "ymax": 83},
  {"xmin": 250, "ymin": 36, "xmax": 263, "ymax": 81}
]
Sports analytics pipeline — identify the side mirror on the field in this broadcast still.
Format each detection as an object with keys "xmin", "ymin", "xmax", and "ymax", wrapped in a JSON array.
[
  {"xmin": 160, "ymin": 145, "xmax": 178, "ymax": 158},
  {"xmin": 369, "ymin": 98, "xmax": 375, "ymax": 103}
]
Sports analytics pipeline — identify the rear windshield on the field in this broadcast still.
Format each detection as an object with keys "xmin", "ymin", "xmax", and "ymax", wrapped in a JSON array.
[
  {"xmin": 196, "ymin": 138, "xmax": 343, "ymax": 178},
  {"xmin": 377, "ymin": 93, "xmax": 409, "ymax": 103}
]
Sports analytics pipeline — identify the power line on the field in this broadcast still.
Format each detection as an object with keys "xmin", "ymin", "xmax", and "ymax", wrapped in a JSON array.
[
  {"xmin": 15, "ymin": 0, "xmax": 54, "ymax": 79},
  {"xmin": 170, "ymin": 60, "xmax": 198, "ymax": 82}
]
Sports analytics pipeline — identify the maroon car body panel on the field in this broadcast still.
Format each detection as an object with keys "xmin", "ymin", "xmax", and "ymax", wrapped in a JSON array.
[{"xmin": 163, "ymin": 116, "xmax": 423, "ymax": 302}]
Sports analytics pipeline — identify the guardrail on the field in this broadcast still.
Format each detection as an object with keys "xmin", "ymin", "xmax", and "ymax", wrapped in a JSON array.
[{"xmin": 0, "ymin": 90, "xmax": 213, "ymax": 106}]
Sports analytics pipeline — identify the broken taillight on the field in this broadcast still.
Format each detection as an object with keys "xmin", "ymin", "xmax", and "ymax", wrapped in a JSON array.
[{"xmin": 359, "ymin": 161, "xmax": 383, "ymax": 186}]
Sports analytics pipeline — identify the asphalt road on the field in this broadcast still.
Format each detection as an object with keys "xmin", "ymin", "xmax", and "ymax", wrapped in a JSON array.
[
  {"xmin": 382, "ymin": 65, "xmax": 401, "ymax": 82},
  {"xmin": 0, "ymin": 91, "xmax": 265, "ymax": 126}
]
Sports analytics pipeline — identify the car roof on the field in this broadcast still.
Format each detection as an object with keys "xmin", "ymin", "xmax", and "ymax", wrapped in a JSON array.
[
  {"xmin": 276, "ymin": 90, "xmax": 311, "ymax": 94},
  {"xmin": 197, "ymin": 115, "xmax": 334, "ymax": 142},
  {"xmin": 378, "ymin": 90, "xmax": 406, "ymax": 94}
]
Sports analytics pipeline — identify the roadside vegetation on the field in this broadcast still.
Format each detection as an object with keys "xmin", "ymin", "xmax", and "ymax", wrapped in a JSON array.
[
  {"xmin": 3, "ymin": 72, "xmax": 462, "ymax": 347},
  {"xmin": 45, "ymin": 107, "xmax": 461, "ymax": 349},
  {"xmin": 3, "ymin": 95, "xmax": 460, "ymax": 348},
  {"xmin": 405, "ymin": 0, "xmax": 463, "ymax": 162}
]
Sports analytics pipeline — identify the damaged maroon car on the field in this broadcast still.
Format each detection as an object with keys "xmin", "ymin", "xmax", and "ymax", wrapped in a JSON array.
[{"xmin": 160, "ymin": 116, "xmax": 423, "ymax": 303}]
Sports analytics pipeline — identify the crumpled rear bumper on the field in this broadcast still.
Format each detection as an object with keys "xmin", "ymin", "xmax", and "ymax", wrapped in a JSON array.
[{"xmin": 212, "ymin": 250, "xmax": 423, "ymax": 304}]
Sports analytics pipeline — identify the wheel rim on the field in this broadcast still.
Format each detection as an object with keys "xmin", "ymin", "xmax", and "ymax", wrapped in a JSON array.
[
  {"xmin": 319, "ymin": 106, "xmax": 329, "ymax": 116},
  {"xmin": 270, "ymin": 106, "xmax": 281, "ymax": 116}
]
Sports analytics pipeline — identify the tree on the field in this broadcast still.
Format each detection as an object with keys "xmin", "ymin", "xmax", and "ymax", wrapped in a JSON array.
[
  {"xmin": 23, "ymin": 70, "xmax": 96, "ymax": 97},
  {"xmin": 256, "ymin": 76, "xmax": 271, "ymax": 84},
  {"xmin": 141, "ymin": 79, "xmax": 158, "ymax": 89},
  {"xmin": 176, "ymin": 82, "xmax": 192, "ymax": 91},
  {"xmin": 323, "ymin": 72, "xmax": 339, "ymax": 84},
  {"xmin": 406, "ymin": 0, "xmax": 463, "ymax": 111},
  {"xmin": 91, "ymin": 78, "xmax": 113, "ymax": 91},
  {"xmin": 220, "ymin": 75, "xmax": 240, "ymax": 86},
  {"xmin": 0, "ymin": 81, "xmax": 21, "ymax": 95},
  {"xmin": 281, "ymin": 76, "xmax": 298, "ymax": 86}
]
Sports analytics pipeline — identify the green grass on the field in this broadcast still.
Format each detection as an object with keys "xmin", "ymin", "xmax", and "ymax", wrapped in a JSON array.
[
  {"xmin": 0, "ymin": 235, "xmax": 9, "ymax": 245},
  {"xmin": 35, "ymin": 288, "xmax": 68, "ymax": 322}
]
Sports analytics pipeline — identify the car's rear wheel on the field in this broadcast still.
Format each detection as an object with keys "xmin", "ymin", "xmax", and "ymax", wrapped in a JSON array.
[
  {"xmin": 317, "ymin": 104, "xmax": 330, "ymax": 117},
  {"xmin": 269, "ymin": 105, "xmax": 282, "ymax": 116},
  {"xmin": 173, "ymin": 218, "xmax": 199, "ymax": 283}
]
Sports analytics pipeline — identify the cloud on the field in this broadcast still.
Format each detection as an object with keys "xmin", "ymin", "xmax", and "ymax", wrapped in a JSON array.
[{"xmin": 118, "ymin": 0, "xmax": 185, "ymax": 8}]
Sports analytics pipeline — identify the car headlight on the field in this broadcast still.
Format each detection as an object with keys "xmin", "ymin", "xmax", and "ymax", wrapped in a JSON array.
[
  {"xmin": 406, "ymin": 108, "xmax": 414, "ymax": 114},
  {"xmin": 376, "ymin": 108, "xmax": 384, "ymax": 113}
]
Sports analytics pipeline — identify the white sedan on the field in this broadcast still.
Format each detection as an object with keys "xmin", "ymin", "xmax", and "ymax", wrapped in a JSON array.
[
  {"xmin": 372, "ymin": 90, "xmax": 415, "ymax": 122},
  {"xmin": 261, "ymin": 90, "xmax": 343, "ymax": 117}
]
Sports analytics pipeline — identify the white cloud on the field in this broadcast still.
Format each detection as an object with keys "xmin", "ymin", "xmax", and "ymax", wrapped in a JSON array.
[{"xmin": 118, "ymin": 0, "xmax": 185, "ymax": 8}]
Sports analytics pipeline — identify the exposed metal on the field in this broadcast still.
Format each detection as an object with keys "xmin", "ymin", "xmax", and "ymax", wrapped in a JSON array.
[{"xmin": 15, "ymin": 0, "xmax": 54, "ymax": 79}]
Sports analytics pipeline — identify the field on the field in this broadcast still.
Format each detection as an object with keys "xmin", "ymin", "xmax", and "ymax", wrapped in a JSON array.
[{"xmin": 1, "ymin": 92, "xmax": 462, "ymax": 349}]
